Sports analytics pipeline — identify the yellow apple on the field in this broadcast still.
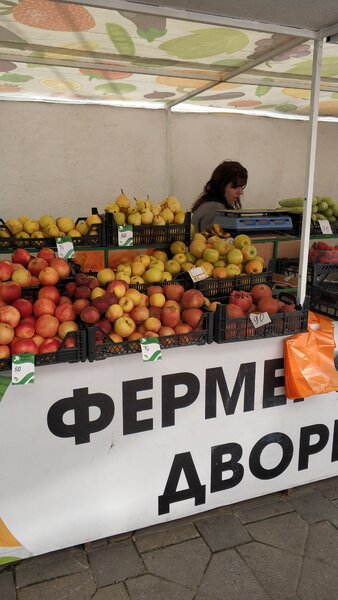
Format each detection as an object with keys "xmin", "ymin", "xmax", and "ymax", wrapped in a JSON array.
[
  {"xmin": 226, "ymin": 248, "xmax": 243, "ymax": 265},
  {"xmin": 170, "ymin": 240, "xmax": 187, "ymax": 255}
]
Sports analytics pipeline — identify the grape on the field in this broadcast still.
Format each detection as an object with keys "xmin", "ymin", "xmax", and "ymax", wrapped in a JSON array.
[{"xmin": 248, "ymin": 34, "xmax": 311, "ymax": 62}]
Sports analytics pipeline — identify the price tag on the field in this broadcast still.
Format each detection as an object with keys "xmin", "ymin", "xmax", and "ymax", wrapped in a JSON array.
[
  {"xmin": 12, "ymin": 353, "xmax": 35, "ymax": 385},
  {"xmin": 188, "ymin": 266, "xmax": 209, "ymax": 282},
  {"xmin": 56, "ymin": 236, "xmax": 75, "ymax": 259},
  {"xmin": 318, "ymin": 219, "xmax": 333, "ymax": 235},
  {"xmin": 249, "ymin": 312, "xmax": 271, "ymax": 329},
  {"xmin": 140, "ymin": 337, "xmax": 162, "ymax": 362},
  {"xmin": 118, "ymin": 225, "xmax": 133, "ymax": 247}
]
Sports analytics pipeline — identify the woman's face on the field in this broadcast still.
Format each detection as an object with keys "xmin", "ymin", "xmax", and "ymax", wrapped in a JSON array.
[{"xmin": 224, "ymin": 182, "xmax": 245, "ymax": 206}]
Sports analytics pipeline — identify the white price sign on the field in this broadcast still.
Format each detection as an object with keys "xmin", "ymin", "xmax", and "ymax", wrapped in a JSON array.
[
  {"xmin": 318, "ymin": 219, "xmax": 333, "ymax": 235},
  {"xmin": 249, "ymin": 312, "xmax": 271, "ymax": 329},
  {"xmin": 189, "ymin": 266, "xmax": 209, "ymax": 282},
  {"xmin": 12, "ymin": 353, "xmax": 35, "ymax": 385},
  {"xmin": 118, "ymin": 225, "xmax": 133, "ymax": 247},
  {"xmin": 56, "ymin": 237, "xmax": 75, "ymax": 259}
]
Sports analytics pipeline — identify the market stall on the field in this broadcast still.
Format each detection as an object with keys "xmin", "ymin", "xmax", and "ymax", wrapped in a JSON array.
[{"xmin": 1, "ymin": 0, "xmax": 338, "ymax": 565}]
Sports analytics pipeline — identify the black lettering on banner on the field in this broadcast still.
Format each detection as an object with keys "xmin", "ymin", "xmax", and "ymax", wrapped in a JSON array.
[
  {"xmin": 263, "ymin": 358, "xmax": 287, "ymax": 408},
  {"xmin": 47, "ymin": 388, "xmax": 114, "ymax": 445},
  {"xmin": 332, "ymin": 420, "xmax": 338, "ymax": 462},
  {"xmin": 158, "ymin": 452, "xmax": 206, "ymax": 515},
  {"xmin": 123, "ymin": 377, "xmax": 153, "ymax": 435},
  {"xmin": 211, "ymin": 443, "xmax": 244, "ymax": 492},
  {"xmin": 162, "ymin": 373, "xmax": 200, "ymax": 427},
  {"xmin": 298, "ymin": 424, "xmax": 330, "ymax": 470},
  {"xmin": 205, "ymin": 364, "xmax": 255, "ymax": 419},
  {"xmin": 249, "ymin": 432, "xmax": 293, "ymax": 479}
]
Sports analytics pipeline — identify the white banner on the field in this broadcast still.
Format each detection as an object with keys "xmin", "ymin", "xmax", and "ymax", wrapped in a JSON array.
[{"xmin": 0, "ymin": 336, "xmax": 337, "ymax": 561}]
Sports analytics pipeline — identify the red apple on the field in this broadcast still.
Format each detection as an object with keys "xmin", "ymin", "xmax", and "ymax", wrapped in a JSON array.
[
  {"xmin": 11, "ymin": 338, "xmax": 39, "ymax": 355},
  {"xmin": 174, "ymin": 323, "xmax": 192, "ymax": 335},
  {"xmin": 11, "ymin": 268, "xmax": 32, "ymax": 288},
  {"xmin": 37, "ymin": 285, "xmax": 61, "ymax": 304},
  {"xmin": 32, "ymin": 334, "xmax": 44, "ymax": 349},
  {"xmin": 49, "ymin": 257, "xmax": 71, "ymax": 278},
  {"xmin": 75, "ymin": 272, "xmax": 91, "ymax": 287},
  {"xmin": 146, "ymin": 285, "xmax": 164, "ymax": 297},
  {"xmin": 0, "ymin": 260, "xmax": 13, "ymax": 282},
  {"xmin": 0, "ymin": 305, "xmax": 21, "ymax": 328},
  {"xmin": 35, "ymin": 314, "xmax": 60, "ymax": 338},
  {"xmin": 91, "ymin": 296, "xmax": 110, "ymax": 314},
  {"xmin": 130, "ymin": 305, "xmax": 149, "ymax": 325},
  {"xmin": 161, "ymin": 306, "xmax": 181, "ymax": 328},
  {"xmin": 181, "ymin": 289, "xmax": 205, "ymax": 309},
  {"xmin": 149, "ymin": 293, "xmax": 166, "ymax": 308},
  {"xmin": 88, "ymin": 276, "xmax": 99, "ymax": 290},
  {"xmin": 148, "ymin": 306, "xmax": 162, "ymax": 320},
  {"xmin": 159, "ymin": 326, "xmax": 176, "ymax": 336},
  {"xmin": 33, "ymin": 298, "xmax": 56, "ymax": 317},
  {"xmin": 58, "ymin": 295, "xmax": 72, "ymax": 305},
  {"xmin": 80, "ymin": 306, "xmax": 100, "ymax": 324},
  {"xmin": 64, "ymin": 281, "xmax": 77, "ymax": 298},
  {"xmin": 75, "ymin": 285, "xmax": 91, "ymax": 300},
  {"xmin": 164, "ymin": 284, "xmax": 185, "ymax": 302},
  {"xmin": 164, "ymin": 299, "xmax": 180, "ymax": 310},
  {"xmin": 105, "ymin": 303, "xmax": 124, "ymax": 323},
  {"xmin": 39, "ymin": 338, "xmax": 61, "ymax": 353},
  {"xmin": 15, "ymin": 320, "xmax": 35, "ymax": 339},
  {"xmin": 0, "ymin": 282, "xmax": 21, "ymax": 303},
  {"xmin": 144, "ymin": 316, "xmax": 161, "ymax": 333},
  {"xmin": 30, "ymin": 276, "xmax": 40, "ymax": 287},
  {"xmin": 128, "ymin": 331, "xmax": 143, "ymax": 341},
  {"xmin": 58, "ymin": 321, "xmax": 78, "ymax": 339},
  {"xmin": 39, "ymin": 267, "xmax": 60, "ymax": 286},
  {"xmin": 0, "ymin": 344, "xmax": 10, "ymax": 358},
  {"xmin": 181, "ymin": 308, "xmax": 203, "ymax": 328},
  {"xmin": 12, "ymin": 298, "xmax": 33, "ymax": 319},
  {"xmin": 106, "ymin": 280, "xmax": 126, "ymax": 298},
  {"xmin": 119, "ymin": 296, "xmax": 134, "ymax": 313},
  {"xmin": 143, "ymin": 331, "xmax": 159, "ymax": 338},
  {"xmin": 72, "ymin": 298, "xmax": 90, "ymax": 315},
  {"xmin": 37, "ymin": 248, "xmax": 55, "ymax": 263},
  {"xmin": 103, "ymin": 292, "xmax": 119, "ymax": 306},
  {"xmin": 0, "ymin": 323, "xmax": 15, "ymax": 345},
  {"xmin": 11, "ymin": 248, "xmax": 32, "ymax": 266},
  {"xmin": 54, "ymin": 303, "xmax": 76, "ymax": 322},
  {"xmin": 27, "ymin": 258, "xmax": 49, "ymax": 277},
  {"xmin": 21, "ymin": 316, "xmax": 36, "ymax": 327},
  {"xmin": 113, "ymin": 316, "xmax": 136, "ymax": 338},
  {"xmin": 97, "ymin": 319, "xmax": 111, "ymax": 335}
]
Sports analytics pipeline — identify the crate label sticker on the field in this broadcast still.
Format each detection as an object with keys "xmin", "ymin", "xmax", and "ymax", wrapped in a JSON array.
[
  {"xmin": 140, "ymin": 337, "xmax": 162, "ymax": 362},
  {"xmin": 118, "ymin": 225, "xmax": 133, "ymax": 247},
  {"xmin": 249, "ymin": 312, "xmax": 271, "ymax": 329},
  {"xmin": 318, "ymin": 219, "xmax": 333, "ymax": 235},
  {"xmin": 189, "ymin": 266, "xmax": 209, "ymax": 282},
  {"xmin": 12, "ymin": 354, "xmax": 35, "ymax": 385},
  {"xmin": 56, "ymin": 237, "xmax": 75, "ymax": 259}
]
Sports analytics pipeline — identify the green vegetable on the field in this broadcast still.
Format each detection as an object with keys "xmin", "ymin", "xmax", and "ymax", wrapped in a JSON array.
[
  {"xmin": 333, "ymin": 204, "xmax": 338, "ymax": 217},
  {"xmin": 318, "ymin": 201, "xmax": 329, "ymax": 212},
  {"xmin": 320, "ymin": 196, "xmax": 336, "ymax": 207},
  {"xmin": 105, "ymin": 23, "xmax": 135, "ymax": 56},
  {"xmin": 278, "ymin": 198, "xmax": 304, "ymax": 207},
  {"xmin": 323, "ymin": 208, "xmax": 333, "ymax": 217}
]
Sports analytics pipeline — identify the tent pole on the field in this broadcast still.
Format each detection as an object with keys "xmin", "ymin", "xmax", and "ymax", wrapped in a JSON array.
[
  {"xmin": 296, "ymin": 38, "xmax": 323, "ymax": 307},
  {"xmin": 165, "ymin": 108, "xmax": 173, "ymax": 197}
]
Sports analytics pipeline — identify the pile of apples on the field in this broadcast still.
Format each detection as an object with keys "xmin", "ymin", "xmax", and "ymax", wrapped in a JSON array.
[
  {"xmin": 64, "ymin": 274, "xmax": 208, "ymax": 344},
  {"xmin": 0, "ymin": 247, "xmax": 72, "ymax": 289},
  {"xmin": 187, "ymin": 233, "xmax": 264, "ymax": 278},
  {"xmin": 1, "ymin": 213, "xmax": 102, "ymax": 241},
  {"xmin": 210, "ymin": 283, "xmax": 297, "ymax": 319},
  {"xmin": 308, "ymin": 241, "xmax": 338, "ymax": 264},
  {"xmin": 105, "ymin": 191, "xmax": 186, "ymax": 226}
]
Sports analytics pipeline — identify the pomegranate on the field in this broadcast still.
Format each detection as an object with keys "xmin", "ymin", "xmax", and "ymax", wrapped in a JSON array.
[
  {"xmin": 251, "ymin": 284, "xmax": 272, "ymax": 304},
  {"xmin": 257, "ymin": 296, "xmax": 280, "ymax": 314},
  {"xmin": 229, "ymin": 290, "xmax": 253, "ymax": 313},
  {"xmin": 281, "ymin": 304, "xmax": 297, "ymax": 312},
  {"xmin": 226, "ymin": 304, "xmax": 244, "ymax": 319}
]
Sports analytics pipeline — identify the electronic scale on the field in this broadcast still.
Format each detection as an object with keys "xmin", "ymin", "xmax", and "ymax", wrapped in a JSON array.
[{"xmin": 213, "ymin": 209, "xmax": 294, "ymax": 233}]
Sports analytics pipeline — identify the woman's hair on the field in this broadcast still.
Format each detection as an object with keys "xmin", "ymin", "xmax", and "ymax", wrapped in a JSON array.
[{"xmin": 192, "ymin": 160, "xmax": 248, "ymax": 212}]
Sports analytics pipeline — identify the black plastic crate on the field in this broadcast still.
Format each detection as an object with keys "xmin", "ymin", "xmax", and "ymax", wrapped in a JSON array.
[
  {"xmin": 290, "ymin": 213, "xmax": 338, "ymax": 236},
  {"xmin": 129, "ymin": 271, "xmax": 191, "ymax": 294},
  {"xmin": 85, "ymin": 310, "xmax": 213, "ymax": 362},
  {"xmin": 275, "ymin": 258, "xmax": 338, "ymax": 287},
  {"xmin": 0, "ymin": 210, "xmax": 106, "ymax": 250},
  {"xmin": 309, "ymin": 286, "xmax": 338, "ymax": 320},
  {"xmin": 190, "ymin": 270, "xmax": 272, "ymax": 298},
  {"xmin": 105, "ymin": 211, "xmax": 191, "ymax": 247},
  {"xmin": 213, "ymin": 299, "xmax": 309, "ymax": 343},
  {"xmin": 0, "ymin": 328, "xmax": 87, "ymax": 372}
]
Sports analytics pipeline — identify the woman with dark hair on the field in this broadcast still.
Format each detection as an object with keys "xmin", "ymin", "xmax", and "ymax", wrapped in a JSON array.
[{"xmin": 191, "ymin": 160, "xmax": 248, "ymax": 232}]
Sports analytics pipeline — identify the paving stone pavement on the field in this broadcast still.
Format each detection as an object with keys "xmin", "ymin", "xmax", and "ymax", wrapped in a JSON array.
[{"xmin": 0, "ymin": 477, "xmax": 337, "ymax": 600}]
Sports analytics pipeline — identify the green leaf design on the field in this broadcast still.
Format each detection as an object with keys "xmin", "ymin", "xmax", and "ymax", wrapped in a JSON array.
[
  {"xmin": 255, "ymin": 85, "xmax": 272, "ymax": 97},
  {"xmin": 288, "ymin": 57, "xmax": 338, "ymax": 77},
  {"xmin": 213, "ymin": 58, "xmax": 247, "ymax": 67},
  {"xmin": 138, "ymin": 27, "xmax": 166, "ymax": 42},
  {"xmin": 95, "ymin": 83, "xmax": 136, "ymax": 94},
  {"xmin": 105, "ymin": 23, "xmax": 135, "ymax": 56},
  {"xmin": 331, "ymin": 92, "xmax": 338, "ymax": 99},
  {"xmin": 159, "ymin": 28, "xmax": 249, "ymax": 59},
  {"xmin": 275, "ymin": 102, "xmax": 298, "ymax": 113},
  {"xmin": 0, "ymin": 73, "xmax": 33, "ymax": 82}
]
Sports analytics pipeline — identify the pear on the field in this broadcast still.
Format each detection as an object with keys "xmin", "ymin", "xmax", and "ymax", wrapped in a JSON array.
[
  {"xmin": 39, "ymin": 214, "xmax": 55, "ymax": 229},
  {"xmin": 18, "ymin": 215, "xmax": 30, "ymax": 225},
  {"xmin": 174, "ymin": 211, "xmax": 186, "ymax": 224},
  {"xmin": 105, "ymin": 202, "xmax": 120, "ymax": 214},
  {"xmin": 31, "ymin": 231, "xmax": 45, "ymax": 238},
  {"xmin": 115, "ymin": 189, "xmax": 130, "ymax": 210},
  {"xmin": 141, "ymin": 209, "xmax": 154, "ymax": 225},
  {"xmin": 135, "ymin": 199, "xmax": 147, "ymax": 212},
  {"xmin": 160, "ymin": 208, "xmax": 174, "ymax": 224},
  {"xmin": 114, "ymin": 212, "xmax": 126, "ymax": 226},
  {"xmin": 167, "ymin": 196, "xmax": 182, "ymax": 214},
  {"xmin": 127, "ymin": 206, "xmax": 138, "ymax": 215},
  {"xmin": 6, "ymin": 219, "xmax": 23, "ymax": 235},
  {"xmin": 152, "ymin": 204, "xmax": 162, "ymax": 216},
  {"xmin": 127, "ymin": 212, "xmax": 141, "ymax": 226},
  {"xmin": 153, "ymin": 215, "xmax": 166, "ymax": 225}
]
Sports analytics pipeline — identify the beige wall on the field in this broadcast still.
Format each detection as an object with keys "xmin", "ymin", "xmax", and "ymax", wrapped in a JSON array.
[{"xmin": 1, "ymin": 101, "xmax": 337, "ymax": 219}]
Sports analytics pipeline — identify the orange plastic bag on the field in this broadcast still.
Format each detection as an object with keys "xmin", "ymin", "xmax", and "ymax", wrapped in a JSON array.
[{"xmin": 284, "ymin": 311, "xmax": 338, "ymax": 399}]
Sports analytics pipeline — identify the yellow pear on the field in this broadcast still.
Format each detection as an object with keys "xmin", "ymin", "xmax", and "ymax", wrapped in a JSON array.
[
  {"xmin": 174, "ymin": 211, "xmax": 186, "ymax": 224},
  {"xmin": 18, "ymin": 215, "xmax": 30, "ymax": 225},
  {"xmin": 127, "ymin": 206, "xmax": 138, "ymax": 215},
  {"xmin": 23, "ymin": 219, "xmax": 40, "ymax": 235},
  {"xmin": 114, "ymin": 212, "xmax": 126, "ymax": 226},
  {"xmin": 115, "ymin": 189, "xmax": 130, "ymax": 210},
  {"xmin": 141, "ymin": 209, "xmax": 153, "ymax": 225},
  {"xmin": 68, "ymin": 229, "xmax": 81, "ymax": 237},
  {"xmin": 56, "ymin": 216, "xmax": 75, "ymax": 234},
  {"xmin": 127, "ymin": 212, "xmax": 141, "ymax": 226},
  {"xmin": 86, "ymin": 214, "xmax": 102, "ymax": 227},
  {"xmin": 105, "ymin": 202, "xmax": 120, "ymax": 214},
  {"xmin": 0, "ymin": 229, "xmax": 10, "ymax": 238},
  {"xmin": 39, "ymin": 214, "xmax": 55, "ymax": 229},
  {"xmin": 152, "ymin": 204, "xmax": 162, "ymax": 216},
  {"xmin": 76, "ymin": 222, "xmax": 89, "ymax": 235},
  {"xmin": 31, "ymin": 231, "xmax": 45, "ymax": 238},
  {"xmin": 135, "ymin": 199, "xmax": 147, "ymax": 212},
  {"xmin": 160, "ymin": 208, "xmax": 174, "ymax": 224},
  {"xmin": 153, "ymin": 215, "xmax": 166, "ymax": 225},
  {"xmin": 6, "ymin": 219, "xmax": 23, "ymax": 235},
  {"xmin": 167, "ymin": 196, "xmax": 182, "ymax": 214},
  {"xmin": 15, "ymin": 231, "xmax": 30, "ymax": 238},
  {"xmin": 44, "ymin": 224, "xmax": 61, "ymax": 237}
]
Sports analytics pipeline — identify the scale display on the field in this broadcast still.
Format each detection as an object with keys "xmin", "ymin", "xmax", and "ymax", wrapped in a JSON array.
[{"xmin": 213, "ymin": 209, "xmax": 293, "ymax": 232}]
